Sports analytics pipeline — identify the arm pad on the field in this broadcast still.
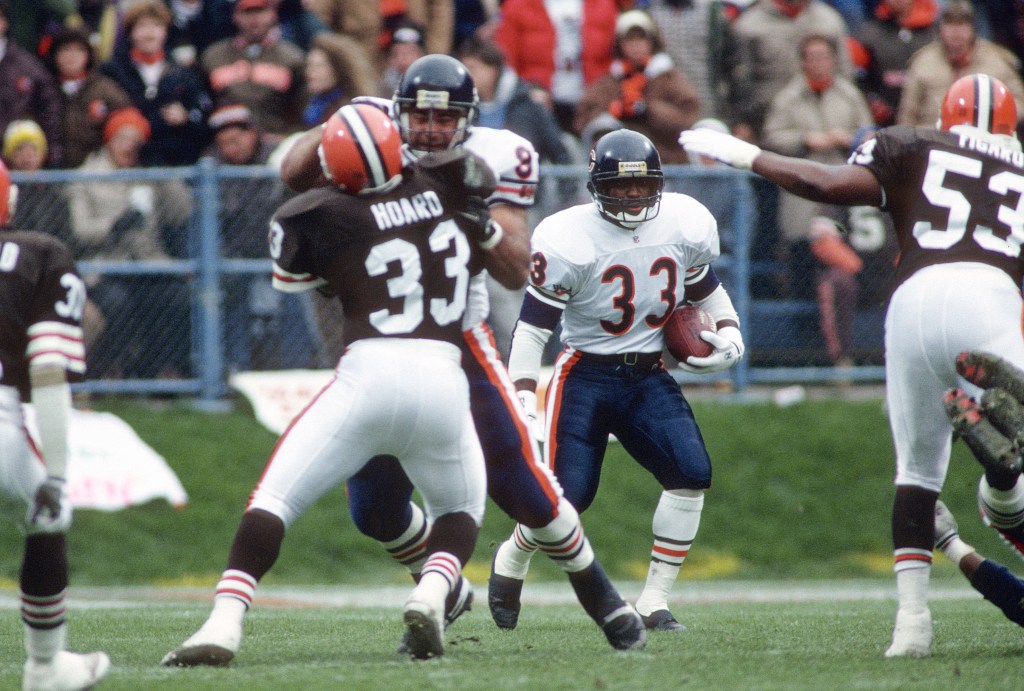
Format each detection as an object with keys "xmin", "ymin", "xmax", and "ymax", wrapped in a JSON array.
[
  {"xmin": 691, "ymin": 284, "xmax": 740, "ymax": 328},
  {"xmin": 31, "ymin": 380, "xmax": 71, "ymax": 479},
  {"xmin": 507, "ymin": 320, "xmax": 553, "ymax": 384}
]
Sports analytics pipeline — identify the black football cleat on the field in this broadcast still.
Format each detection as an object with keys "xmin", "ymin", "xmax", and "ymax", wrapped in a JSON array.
[
  {"xmin": 945, "ymin": 388, "xmax": 1022, "ymax": 486},
  {"xmin": 487, "ymin": 553, "xmax": 524, "ymax": 630},
  {"xmin": 640, "ymin": 608, "xmax": 687, "ymax": 632},
  {"xmin": 600, "ymin": 606, "xmax": 647, "ymax": 650},
  {"xmin": 956, "ymin": 351, "xmax": 1024, "ymax": 404}
]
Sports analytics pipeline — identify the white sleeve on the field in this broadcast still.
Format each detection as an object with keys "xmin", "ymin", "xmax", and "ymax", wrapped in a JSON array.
[
  {"xmin": 31, "ymin": 380, "xmax": 72, "ymax": 479},
  {"xmin": 692, "ymin": 284, "xmax": 739, "ymax": 327},
  {"xmin": 507, "ymin": 320, "xmax": 552, "ymax": 384}
]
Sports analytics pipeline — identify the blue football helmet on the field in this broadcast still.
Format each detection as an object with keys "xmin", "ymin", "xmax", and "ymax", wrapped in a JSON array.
[
  {"xmin": 587, "ymin": 129, "xmax": 664, "ymax": 229},
  {"xmin": 393, "ymin": 54, "xmax": 478, "ymax": 156}
]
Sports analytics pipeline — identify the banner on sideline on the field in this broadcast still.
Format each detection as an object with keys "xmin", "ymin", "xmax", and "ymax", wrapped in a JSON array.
[
  {"xmin": 24, "ymin": 406, "xmax": 188, "ymax": 511},
  {"xmin": 229, "ymin": 367, "xmax": 555, "ymax": 436},
  {"xmin": 230, "ymin": 369, "xmax": 334, "ymax": 435}
]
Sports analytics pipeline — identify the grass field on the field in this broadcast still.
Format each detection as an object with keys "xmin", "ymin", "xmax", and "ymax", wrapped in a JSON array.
[
  {"xmin": 1, "ymin": 393, "xmax": 1023, "ymax": 688},
  {"xmin": 1, "ymin": 593, "xmax": 1023, "ymax": 689}
]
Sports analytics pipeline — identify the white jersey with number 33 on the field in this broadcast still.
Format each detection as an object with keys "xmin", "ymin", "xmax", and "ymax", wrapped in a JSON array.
[{"xmin": 528, "ymin": 193, "xmax": 719, "ymax": 355}]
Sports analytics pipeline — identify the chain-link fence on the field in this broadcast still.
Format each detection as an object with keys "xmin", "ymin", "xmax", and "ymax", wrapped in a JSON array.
[{"xmin": 11, "ymin": 161, "xmax": 886, "ymax": 403}]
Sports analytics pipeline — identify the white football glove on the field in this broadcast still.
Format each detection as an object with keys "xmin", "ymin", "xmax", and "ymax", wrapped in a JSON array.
[
  {"xmin": 678, "ymin": 128, "xmax": 762, "ymax": 170},
  {"xmin": 26, "ymin": 476, "xmax": 72, "ymax": 535},
  {"xmin": 517, "ymin": 390, "xmax": 544, "ymax": 442},
  {"xmin": 678, "ymin": 325, "xmax": 745, "ymax": 374}
]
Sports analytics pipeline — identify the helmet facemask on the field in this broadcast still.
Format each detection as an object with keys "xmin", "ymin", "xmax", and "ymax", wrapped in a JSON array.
[
  {"xmin": 395, "ymin": 91, "xmax": 476, "ymax": 157},
  {"xmin": 589, "ymin": 166, "xmax": 664, "ymax": 229}
]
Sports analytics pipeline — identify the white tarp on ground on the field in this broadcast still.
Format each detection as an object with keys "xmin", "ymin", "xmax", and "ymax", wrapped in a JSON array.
[
  {"xmin": 23, "ymin": 406, "xmax": 188, "ymax": 510},
  {"xmin": 229, "ymin": 369, "xmax": 334, "ymax": 435}
]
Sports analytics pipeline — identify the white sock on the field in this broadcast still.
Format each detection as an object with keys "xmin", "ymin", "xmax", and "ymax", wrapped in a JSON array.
[
  {"xmin": 206, "ymin": 569, "xmax": 255, "ymax": 630},
  {"xmin": 381, "ymin": 503, "xmax": 430, "ymax": 576},
  {"xmin": 635, "ymin": 490, "xmax": 703, "ymax": 617},
  {"xmin": 979, "ymin": 476, "xmax": 1024, "ymax": 528},
  {"xmin": 494, "ymin": 524, "xmax": 538, "ymax": 579},
  {"xmin": 939, "ymin": 536, "xmax": 975, "ymax": 566},
  {"xmin": 23, "ymin": 623, "xmax": 66, "ymax": 663},
  {"xmin": 411, "ymin": 552, "xmax": 461, "ymax": 612},
  {"xmin": 894, "ymin": 561, "xmax": 930, "ymax": 613},
  {"xmin": 521, "ymin": 498, "xmax": 596, "ymax": 573}
]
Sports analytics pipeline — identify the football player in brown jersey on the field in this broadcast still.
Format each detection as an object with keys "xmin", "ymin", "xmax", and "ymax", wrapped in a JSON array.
[
  {"xmin": 681, "ymin": 73, "xmax": 1024, "ymax": 658},
  {"xmin": 0, "ymin": 159, "xmax": 110, "ymax": 688},
  {"xmin": 279, "ymin": 56, "xmax": 648, "ymax": 652},
  {"xmin": 162, "ymin": 104, "xmax": 519, "ymax": 664}
]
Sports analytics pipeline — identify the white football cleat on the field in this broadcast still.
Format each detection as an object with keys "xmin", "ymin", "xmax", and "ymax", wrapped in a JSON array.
[
  {"xmin": 161, "ymin": 619, "xmax": 242, "ymax": 667},
  {"xmin": 23, "ymin": 650, "xmax": 111, "ymax": 691},
  {"xmin": 884, "ymin": 608, "xmax": 932, "ymax": 658},
  {"xmin": 402, "ymin": 596, "xmax": 444, "ymax": 660}
]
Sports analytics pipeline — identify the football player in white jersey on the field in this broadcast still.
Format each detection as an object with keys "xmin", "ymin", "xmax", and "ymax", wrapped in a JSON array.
[
  {"xmin": 681, "ymin": 73, "xmax": 1024, "ymax": 657},
  {"xmin": 278, "ymin": 55, "xmax": 647, "ymax": 650},
  {"xmin": 0, "ymin": 159, "xmax": 111, "ymax": 690},
  {"xmin": 493, "ymin": 129, "xmax": 746, "ymax": 633}
]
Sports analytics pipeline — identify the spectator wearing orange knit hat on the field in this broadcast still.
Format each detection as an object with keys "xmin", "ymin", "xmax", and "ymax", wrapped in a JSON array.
[{"xmin": 68, "ymin": 104, "xmax": 194, "ymax": 378}]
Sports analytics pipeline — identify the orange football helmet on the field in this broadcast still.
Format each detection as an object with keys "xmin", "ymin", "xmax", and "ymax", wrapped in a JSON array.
[
  {"xmin": 0, "ymin": 158, "xmax": 13, "ymax": 226},
  {"xmin": 319, "ymin": 103, "xmax": 404, "ymax": 194},
  {"xmin": 940, "ymin": 73, "xmax": 1018, "ymax": 136}
]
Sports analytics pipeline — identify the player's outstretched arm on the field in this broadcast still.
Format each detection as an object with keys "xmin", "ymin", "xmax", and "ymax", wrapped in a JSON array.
[{"xmin": 678, "ymin": 128, "xmax": 882, "ymax": 206}]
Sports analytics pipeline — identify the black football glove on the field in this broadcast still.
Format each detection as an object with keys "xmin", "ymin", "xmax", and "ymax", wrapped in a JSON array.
[
  {"xmin": 455, "ymin": 195, "xmax": 504, "ymax": 249},
  {"xmin": 417, "ymin": 148, "xmax": 497, "ymax": 199},
  {"xmin": 27, "ymin": 476, "xmax": 71, "ymax": 534}
]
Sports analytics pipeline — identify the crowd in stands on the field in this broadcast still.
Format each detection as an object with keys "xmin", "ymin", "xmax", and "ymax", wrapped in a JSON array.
[{"xmin": 1, "ymin": 0, "xmax": 1022, "ymax": 374}]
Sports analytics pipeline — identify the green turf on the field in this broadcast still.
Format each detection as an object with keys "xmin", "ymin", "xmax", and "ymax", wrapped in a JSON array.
[
  {"xmin": 0, "ymin": 394, "xmax": 1014, "ymax": 586},
  {"xmin": 1, "ymin": 597, "xmax": 1022, "ymax": 690}
]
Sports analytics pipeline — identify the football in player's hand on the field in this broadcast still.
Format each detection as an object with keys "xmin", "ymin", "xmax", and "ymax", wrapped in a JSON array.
[{"xmin": 663, "ymin": 305, "xmax": 716, "ymax": 361}]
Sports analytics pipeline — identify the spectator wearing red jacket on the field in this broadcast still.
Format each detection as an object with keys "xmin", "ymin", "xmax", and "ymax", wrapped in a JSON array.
[{"xmin": 494, "ymin": 0, "xmax": 618, "ymax": 133}]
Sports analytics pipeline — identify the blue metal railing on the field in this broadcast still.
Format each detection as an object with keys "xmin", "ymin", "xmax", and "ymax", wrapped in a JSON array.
[{"xmin": 12, "ymin": 161, "xmax": 884, "ymax": 403}]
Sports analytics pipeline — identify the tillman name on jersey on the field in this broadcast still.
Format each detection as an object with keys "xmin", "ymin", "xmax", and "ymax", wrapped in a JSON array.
[{"xmin": 370, "ymin": 191, "xmax": 445, "ymax": 231}]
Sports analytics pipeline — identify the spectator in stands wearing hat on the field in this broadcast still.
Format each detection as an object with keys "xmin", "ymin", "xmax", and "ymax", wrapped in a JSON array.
[
  {"xmin": 46, "ymin": 27, "xmax": 132, "ymax": 169},
  {"xmin": 99, "ymin": 0, "xmax": 213, "ymax": 166},
  {"xmin": 67, "ymin": 105, "xmax": 194, "ymax": 378},
  {"xmin": 300, "ymin": 32, "xmax": 376, "ymax": 128},
  {"xmin": 2, "ymin": 120, "xmax": 73, "ymax": 242},
  {"xmin": 897, "ymin": 0, "xmax": 1024, "ymax": 131},
  {"xmin": 208, "ymin": 103, "xmax": 318, "ymax": 371},
  {"xmin": 573, "ymin": 9, "xmax": 700, "ymax": 164},
  {"xmin": 201, "ymin": 0, "xmax": 306, "ymax": 139},
  {"xmin": 376, "ymin": 20, "xmax": 426, "ymax": 98},
  {"xmin": 0, "ymin": 0, "xmax": 64, "ymax": 166}
]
